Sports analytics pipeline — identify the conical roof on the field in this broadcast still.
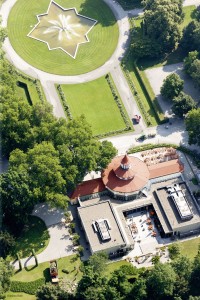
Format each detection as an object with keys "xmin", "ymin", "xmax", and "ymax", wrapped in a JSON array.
[{"xmin": 121, "ymin": 154, "xmax": 130, "ymax": 165}]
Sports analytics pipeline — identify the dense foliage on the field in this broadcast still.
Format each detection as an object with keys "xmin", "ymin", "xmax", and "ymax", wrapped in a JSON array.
[
  {"xmin": 161, "ymin": 73, "xmax": 184, "ymax": 100},
  {"xmin": 132, "ymin": 0, "xmax": 184, "ymax": 58},
  {"xmin": 185, "ymin": 108, "xmax": 200, "ymax": 147},
  {"xmin": 172, "ymin": 91, "xmax": 197, "ymax": 118},
  {"xmin": 0, "ymin": 258, "xmax": 14, "ymax": 299},
  {"xmin": 0, "ymin": 55, "xmax": 117, "ymax": 234},
  {"xmin": 55, "ymin": 249, "xmax": 200, "ymax": 300}
]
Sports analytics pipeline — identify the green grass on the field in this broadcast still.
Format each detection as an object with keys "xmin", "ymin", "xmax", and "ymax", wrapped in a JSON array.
[
  {"xmin": 12, "ymin": 255, "xmax": 82, "ymax": 282},
  {"xmin": 59, "ymin": 76, "xmax": 129, "ymax": 135},
  {"xmin": 10, "ymin": 216, "xmax": 50, "ymax": 260},
  {"xmin": 8, "ymin": 0, "xmax": 119, "ymax": 75},
  {"xmin": 16, "ymin": 77, "xmax": 44, "ymax": 105},
  {"xmin": 104, "ymin": 260, "xmax": 132, "ymax": 278},
  {"xmin": 180, "ymin": 238, "xmax": 200, "ymax": 260},
  {"xmin": 137, "ymin": 6, "xmax": 196, "ymax": 70},
  {"xmin": 6, "ymin": 292, "xmax": 36, "ymax": 300}
]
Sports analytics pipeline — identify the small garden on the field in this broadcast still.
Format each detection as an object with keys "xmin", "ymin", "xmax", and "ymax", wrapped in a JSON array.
[{"xmin": 57, "ymin": 75, "xmax": 132, "ymax": 137}]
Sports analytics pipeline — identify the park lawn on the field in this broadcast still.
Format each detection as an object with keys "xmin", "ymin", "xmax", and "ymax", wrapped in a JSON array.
[
  {"xmin": 12, "ymin": 255, "xmax": 82, "ymax": 283},
  {"xmin": 6, "ymin": 292, "xmax": 36, "ymax": 300},
  {"xmin": 8, "ymin": 0, "xmax": 119, "ymax": 75},
  {"xmin": 137, "ymin": 6, "xmax": 196, "ymax": 70},
  {"xmin": 10, "ymin": 216, "xmax": 50, "ymax": 260},
  {"xmin": 180, "ymin": 237, "xmax": 200, "ymax": 260},
  {"xmin": 60, "ymin": 77, "xmax": 128, "ymax": 135},
  {"xmin": 104, "ymin": 259, "xmax": 132, "ymax": 278}
]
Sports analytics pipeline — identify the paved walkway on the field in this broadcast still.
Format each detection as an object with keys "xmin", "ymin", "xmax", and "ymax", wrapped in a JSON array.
[{"xmin": 12, "ymin": 204, "xmax": 74, "ymax": 269}]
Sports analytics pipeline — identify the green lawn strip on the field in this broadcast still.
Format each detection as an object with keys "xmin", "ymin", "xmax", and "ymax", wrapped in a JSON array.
[
  {"xmin": 9, "ymin": 216, "xmax": 50, "ymax": 260},
  {"xmin": 116, "ymin": 0, "xmax": 142, "ymax": 10},
  {"xmin": 104, "ymin": 260, "xmax": 132, "ymax": 278},
  {"xmin": 137, "ymin": 6, "xmax": 196, "ymax": 70},
  {"xmin": 179, "ymin": 237, "xmax": 200, "ymax": 260},
  {"xmin": 6, "ymin": 292, "xmax": 36, "ymax": 300},
  {"xmin": 12, "ymin": 255, "xmax": 82, "ymax": 283},
  {"xmin": 59, "ymin": 76, "xmax": 130, "ymax": 136},
  {"xmin": 8, "ymin": 0, "xmax": 119, "ymax": 75},
  {"xmin": 15, "ymin": 69, "xmax": 46, "ymax": 105}
]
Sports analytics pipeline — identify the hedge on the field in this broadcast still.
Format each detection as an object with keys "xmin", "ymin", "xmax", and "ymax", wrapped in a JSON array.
[
  {"xmin": 57, "ymin": 84, "xmax": 73, "ymax": 120},
  {"xmin": 10, "ymin": 278, "xmax": 45, "ymax": 295},
  {"xmin": 133, "ymin": 63, "xmax": 166, "ymax": 124},
  {"xmin": 105, "ymin": 74, "xmax": 132, "ymax": 130},
  {"xmin": 15, "ymin": 70, "xmax": 45, "ymax": 103}
]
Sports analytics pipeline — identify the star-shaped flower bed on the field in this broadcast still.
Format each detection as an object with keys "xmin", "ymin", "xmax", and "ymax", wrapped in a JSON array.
[{"xmin": 28, "ymin": 1, "xmax": 97, "ymax": 58}]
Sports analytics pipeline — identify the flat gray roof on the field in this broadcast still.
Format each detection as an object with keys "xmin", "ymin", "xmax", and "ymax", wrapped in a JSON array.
[
  {"xmin": 78, "ymin": 200, "xmax": 126, "ymax": 253},
  {"xmin": 155, "ymin": 182, "xmax": 200, "ymax": 232}
]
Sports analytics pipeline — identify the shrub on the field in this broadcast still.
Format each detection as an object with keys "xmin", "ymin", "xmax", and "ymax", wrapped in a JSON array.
[
  {"xmin": 57, "ymin": 85, "xmax": 73, "ymax": 120},
  {"xmin": 10, "ymin": 278, "xmax": 45, "ymax": 295},
  {"xmin": 62, "ymin": 269, "xmax": 69, "ymax": 274},
  {"xmin": 168, "ymin": 243, "xmax": 181, "ymax": 260}
]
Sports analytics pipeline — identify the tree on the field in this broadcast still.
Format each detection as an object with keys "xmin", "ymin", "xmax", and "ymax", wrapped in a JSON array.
[
  {"xmin": 87, "ymin": 252, "xmax": 108, "ymax": 274},
  {"xmin": 188, "ymin": 59, "xmax": 200, "ymax": 88},
  {"xmin": 97, "ymin": 141, "xmax": 117, "ymax": 170},
  {"xmin": 160, "ymin": 73, "xmax": 184, "ymax": 100},
  {"xmin": 168, "ymin": 243, "xmax": 181, "ymax": 260},
  {"xmin": 127, "ymin": 278, "xmax": 147, "ymax": 300},
  {"xmin": 0, "ymin": 258, "xmax": 14, "ymax": 299},
  {"xmin": 185, "ymin": 108, "xmax": 200, "ymax": 146},
  {"xmin": 108, "ymin": 267, "xmax": 132, "ymax": 297},
  {"xmin": 142, "ymin": 0, "xmax": 183, "ymax": 57},
  {"xmin": 146, "ymin": 263, "xmax": 176, "ymax": 300},
  {"xmin": 171, "ymin": 255, "xmax": 192, "ymax": 299},
  {"xmin": 0, "ymin": 170, "xmax": 34, "ymax": 234},
  {"xmin": 181, "ymin": 21, "xmax": 200, "ymax": 53},
  {"xmin": 184, "ymin": 51, "xmax": 199, "ymax": 75},
  {"xmin": 189, "ymin": 246, "xmax": 200, "ymax": 296},
  {"xmin": 172, "ymin": 92, "xmax": 196, "ymax": 118},
  {"xmin": 9, "ymin": 142, "xmax": 68, "ymax": 208},
  {"xmin": 0, "ymin": 231, "xmax": 15, "ymax": 258}
]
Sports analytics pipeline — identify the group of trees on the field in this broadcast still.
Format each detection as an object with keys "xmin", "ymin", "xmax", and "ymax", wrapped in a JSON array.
[
  {"xmin": 34, "ymin": 247, "xmax": 200, "ymax": 300},
  {"xmin": 160, "ymin": 73, "xmax": 197, "ymax": 118},
  {"xmin": 0, "ymin": 45, "xmax": 117, "ymax": 235},
  {"xmin": 132, "ymin": 0, "xmax": 184, "ymax": 58}
]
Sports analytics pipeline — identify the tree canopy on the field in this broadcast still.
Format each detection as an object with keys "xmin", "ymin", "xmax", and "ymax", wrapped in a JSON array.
[
  {"xmin": 133, "ymin": 0, "xmax": 184, "ymax": 58},
  {"xmin": 185, "ymin": 108, "xmax": 200, "ymax": 146},
  {"xmin": 160, "ymin": 73, "xmax": 184, "ymax": 100},
  {"xmin": 172, "ymin": 92, "xmax": 197, "ymax": 118}
]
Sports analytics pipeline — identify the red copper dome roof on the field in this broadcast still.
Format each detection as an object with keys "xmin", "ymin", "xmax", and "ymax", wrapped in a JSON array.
[{"xmin": 102, "ymin": 155, "xmax": 150, "ymax": 194}]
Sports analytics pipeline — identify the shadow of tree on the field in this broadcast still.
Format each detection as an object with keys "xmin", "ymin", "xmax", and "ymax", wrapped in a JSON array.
[
  {"xmin": 79, "ymin": 0, "xmax": 117, "ymax": 27},
  {"xmin": 43, "ymin": 267, "xmax": 51, "ymax": 283}
]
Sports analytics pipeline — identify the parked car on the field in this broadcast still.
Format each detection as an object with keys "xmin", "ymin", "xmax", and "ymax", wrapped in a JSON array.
[{"xmin": 133, "ymin": 115, "xmax": 141, "ymax": 124}]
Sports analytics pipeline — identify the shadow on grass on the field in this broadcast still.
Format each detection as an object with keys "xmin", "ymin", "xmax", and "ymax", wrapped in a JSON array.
[
  {"xmin": 43, "ymin": 268, "xmax": 51, "ymax": 283},
  {"xmin": 24, "ymin": 265, "xmax": 37, "ymax": 272},
  {"xmin": 137, "ymin": 47, "xmax": 187, "ymax": 70},
  {"xmin": 79, "ymin": 0, "xmax": 117, "ymax": 26}
]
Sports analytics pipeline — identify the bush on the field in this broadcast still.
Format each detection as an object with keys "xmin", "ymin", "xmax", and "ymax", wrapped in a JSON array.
[
  {"xmin": 57, "ymin": 85, "xmax": 73, "ymax": 120},
  {"xmin": 10, "ymin": 278, "xmax": 45, "ymax": 295},
  {"xmin": 62, "ymin": 269, "xmax": 69, "ymax": 274},
  {"xmin": 168, "ymin": 243, "xmax": 181, "ymax": 260}
]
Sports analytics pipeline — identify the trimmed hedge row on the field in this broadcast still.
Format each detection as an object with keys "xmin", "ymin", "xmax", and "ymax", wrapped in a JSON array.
[
  {"xmin": 105, "ymin": 74, "xmax": 132, "ymax": 130},
  {"xmin": 57, "ymin": 84, "xmax": 73, "ymax": 120},
  {"xmin": 15, "ymin": 70, "xmax": 44, "ymax": 103},
  {"xmin": 122, "ymin": 65, "xmax": 152, "ymax": 126},
  {"xmin": 133, "ymin": 64, "xmax": 166, "ymax": 124},
  {"xmin": 10, "ymin": 278, "xmax": 45, "ymax": 295},
  {"xmin": 128, "ymin": 143, "xmax": 200, "ymax": 167}
]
